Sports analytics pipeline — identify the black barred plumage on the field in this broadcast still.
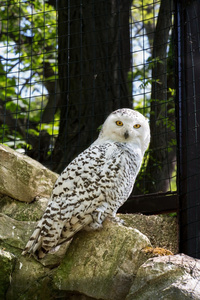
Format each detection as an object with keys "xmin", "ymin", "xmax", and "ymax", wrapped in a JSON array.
[{"xmin": 22, "ymin": 108, "xmax": 150, "ymax": 258}]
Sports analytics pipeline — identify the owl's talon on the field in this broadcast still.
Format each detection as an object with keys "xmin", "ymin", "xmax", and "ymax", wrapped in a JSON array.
[{"xmin": 109, "ymin": 216, "xmax": 125, "ymax": 225}]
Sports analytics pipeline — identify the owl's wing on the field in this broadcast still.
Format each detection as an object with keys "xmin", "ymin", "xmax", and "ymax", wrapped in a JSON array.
[{"xmin": 22, "ymin": 142, "xmax": 137, "ymax": 258}]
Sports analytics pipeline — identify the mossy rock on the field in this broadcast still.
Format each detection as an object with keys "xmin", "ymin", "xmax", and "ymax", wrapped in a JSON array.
[
  {"xmin": 0, "ymin": 249, "xmax": 16, "ymax": 299},
  {"xmin": 0, "ymin": 194, "xmax": 48, "ymax": 222},
  {"xmin": 53, "ymin": 220, "xmax": 151, "ymax": 300}
]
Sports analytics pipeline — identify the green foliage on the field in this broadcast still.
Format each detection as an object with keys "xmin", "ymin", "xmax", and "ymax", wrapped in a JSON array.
[
  {"xmin": 0, "ymin": 0, "xmax": 58, "ymax": 152},
  {"xmin": 131, "ymin": 0, "xmax": 160, "ymax": 23},
  {"xmin": 37, "ymin": 116, "xmax": 59, "ymax": 136}
]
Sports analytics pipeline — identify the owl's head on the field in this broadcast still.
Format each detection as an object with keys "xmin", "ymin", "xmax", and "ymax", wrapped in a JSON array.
[{"xmin": 99, "ymin": 108, "xmax": 150, "ymax": 154}]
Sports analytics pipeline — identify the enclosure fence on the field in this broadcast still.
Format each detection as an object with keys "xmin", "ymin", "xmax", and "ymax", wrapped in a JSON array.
[
  {"xmin": 0, "ymin": 0, "xmax": 200, "ymax": 258},
  {"xmin": 176, "ymin": 0, "xmax": 200, "ymax": 258}
]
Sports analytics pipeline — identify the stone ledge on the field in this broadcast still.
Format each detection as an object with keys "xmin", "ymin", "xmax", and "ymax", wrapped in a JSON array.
[{"xmin": 0, "ymin": 144, "xmax": 58, "ymax": 202}]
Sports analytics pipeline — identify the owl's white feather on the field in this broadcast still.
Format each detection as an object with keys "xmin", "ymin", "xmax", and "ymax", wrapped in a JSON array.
[{"xmin": 22, "ymin": 108, "xmax": 150, "ymax": 258}]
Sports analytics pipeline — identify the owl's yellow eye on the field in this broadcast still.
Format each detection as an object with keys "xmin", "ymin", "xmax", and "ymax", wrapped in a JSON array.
[
  {"xmin": 116, "ymin": 120, "xmax": 123, "ymax": 126},
  {"xmin": 133, "ymin": 124, "xmax": 141, "ymax": 129}
]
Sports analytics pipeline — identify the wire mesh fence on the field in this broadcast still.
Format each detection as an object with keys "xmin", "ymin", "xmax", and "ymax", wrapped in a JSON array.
[
  {"xmin": 0, "ymin": 0, "xmax": 199, "ymax": 257},
  {"xmin": 0, "ymin": 0, "xmax": 59, "ymax": 168},
  {"xmin": 0, "ymin": 0, "xmax": 176, "ymax": 191}
]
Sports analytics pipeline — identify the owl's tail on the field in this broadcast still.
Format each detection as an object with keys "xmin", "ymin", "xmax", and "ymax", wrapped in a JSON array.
[
  {"xmin": 22, "ymin": 214, "xmax": 93, "ymax": 259},
  {"xmin": 22, "ymin": 219, "xmax": 44, "ymax": 257}
]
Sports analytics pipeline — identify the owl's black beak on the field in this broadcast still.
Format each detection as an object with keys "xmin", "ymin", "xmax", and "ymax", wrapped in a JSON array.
[{"xmin": 124, "ymin": 130, "xmax": 129, "ymax": 139}]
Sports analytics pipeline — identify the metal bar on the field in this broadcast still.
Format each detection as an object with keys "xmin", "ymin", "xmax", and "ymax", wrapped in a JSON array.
[
  {"xmin": 175, "ymin": 0, "xmax": 200, "ymax": 258},
  {"xmin": 119, "ymin": 192, "xmax": 178, "ymax": 215}
]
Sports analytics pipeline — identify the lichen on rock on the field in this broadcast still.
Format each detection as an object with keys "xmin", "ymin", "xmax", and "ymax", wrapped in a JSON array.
[{"xmin": 0, "ymin": 249, "xmax": 16, "ymax": 299}]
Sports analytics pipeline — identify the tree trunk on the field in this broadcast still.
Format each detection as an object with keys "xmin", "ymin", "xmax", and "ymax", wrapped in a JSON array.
[{"xmin": 52, "ymin": 0, "xmax": 132, "ymax": 173}]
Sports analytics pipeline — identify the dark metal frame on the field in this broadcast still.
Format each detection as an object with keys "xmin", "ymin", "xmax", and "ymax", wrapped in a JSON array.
[
  {"xmin": 119, "ymin": 192, "xmax": 178, "ymax": 215},
  {"xmin": 120, "ymin": 0, "xmax": 200, "ymax": 259},
  {"xmin": 176, "ymin": 0, "xmax": 200, "ymax": 258}
]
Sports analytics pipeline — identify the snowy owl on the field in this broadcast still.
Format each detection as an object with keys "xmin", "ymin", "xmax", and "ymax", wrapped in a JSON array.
[{"xmin": 22, "ymin": 108, "xmax": 150, "ymax": 258}]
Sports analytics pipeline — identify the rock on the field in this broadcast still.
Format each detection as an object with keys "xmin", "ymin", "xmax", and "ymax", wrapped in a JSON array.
[
  {"xmin": 120, "ymin": 213, "xmax": 178, "ymax": 255},
  {"xmin": 0, "ymin": 213, "xmax": 36, "ymax": 252},
  {"xmin": 0, "ymin": 144, "xmax": 58, "ymax": 202},
  {"xmin": 0, "ymin": 194, "xmax": 178, "ymax": 253},
  {"xmin": 0, "ymin": 249, "xmax": 16, "ymax": 299},
  {"xmin": 53, "ymin": 219, "xmax": 151, "ymax": 300},
  {"xmin": 126, "ymin": 253, "xmax": 200, "ymax": 300},
  {"xmin": 0, "ymin": 213, "xmax": 66, "ymax": 268},
  {"xmin": 0, "ymin": 214, "xmax": 152, "ymax": 300},
  {"xmin": 0, "ymin": 145, "xmax": 185, "ymax": 299},
  {"xmin": 6, "ymin": 256, "xmax": 55, "ymax": 300},
  {"xmin": 0, "ymin": 194, "xmax": 49, "ymax": 221},
  {"xmin": 0, "ymin": 214, "xmax": 68, "ymax": 300},
  {"xmin": 6, "ymin": 255, "xmax": 53, "ymax": 300}
]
